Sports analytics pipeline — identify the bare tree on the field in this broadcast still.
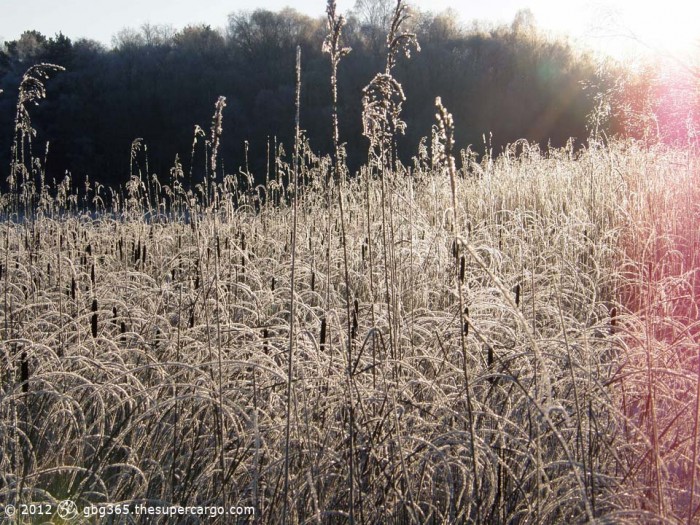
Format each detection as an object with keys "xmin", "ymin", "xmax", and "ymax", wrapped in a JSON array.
[{"xmin": 352, "ymin": 0, "xmax": 394, "ymax": 31}]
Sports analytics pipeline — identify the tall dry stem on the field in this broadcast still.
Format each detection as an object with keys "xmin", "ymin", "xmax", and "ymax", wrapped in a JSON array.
[{"xmin": 282, "ymin": 46, "xmax": 302, "ymax": 524}]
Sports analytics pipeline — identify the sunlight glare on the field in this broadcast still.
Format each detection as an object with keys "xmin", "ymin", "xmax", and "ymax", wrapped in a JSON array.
[{"xmin": 536, "ymin": 0, "xmax": 700, "ymax": 60}]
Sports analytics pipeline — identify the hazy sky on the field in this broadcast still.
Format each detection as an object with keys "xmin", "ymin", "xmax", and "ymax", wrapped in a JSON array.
[{"xmin": 1, "ymin": 0, "xmax": 697, "ymax": 60}]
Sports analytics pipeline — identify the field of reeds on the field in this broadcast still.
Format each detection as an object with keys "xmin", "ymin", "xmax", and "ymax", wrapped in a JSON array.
[{"xmin": 2, "ymin": 1, "xmax": 700, "ymax": 524}]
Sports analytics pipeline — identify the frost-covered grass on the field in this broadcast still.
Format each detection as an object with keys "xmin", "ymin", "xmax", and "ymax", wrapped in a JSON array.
[{"xmin": 2, "ymin": 139, "xmax": 698, "ymax": 523}]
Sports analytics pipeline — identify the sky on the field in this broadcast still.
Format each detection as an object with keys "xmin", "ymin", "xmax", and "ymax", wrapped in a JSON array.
[{"xmin": 0, "ymin": 0, "xmax": 698, "ymax": 62}]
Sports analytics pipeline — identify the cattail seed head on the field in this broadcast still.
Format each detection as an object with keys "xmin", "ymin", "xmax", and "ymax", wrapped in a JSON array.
[
  {"xmin": 320, "ymin": 317, "xmax": 327, "ymax": 350},
  {"xmin": 610, "ymin": 306, "xmax": 617, "ymax": 334},
  {"xmin": 21, "ymin": 350, "xmax": 29, "ymax": 393},
  {"xmin": 91, "ymin": 299, "xmax": 98, "ymax": 338}
]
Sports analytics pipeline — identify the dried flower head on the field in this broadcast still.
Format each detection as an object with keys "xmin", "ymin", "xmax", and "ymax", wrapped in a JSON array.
[
  {"xmin": 386, "ymin": 0, "xmax": 420, "ymax": 73},
  {"xmin": 323, "ymin": 0, "xmax": 352, "ymax": 65},
  {"xmin": 210, "ymin": 96, "xmax": 227, "ymax": 174},
  {"xmin": 362, "ymin": 73, "xmax": 407, "ymax": 165}
]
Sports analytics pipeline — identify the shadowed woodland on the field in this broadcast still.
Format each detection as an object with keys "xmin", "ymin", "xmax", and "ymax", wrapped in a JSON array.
[{"xmin": 1, "ymin": 4, "xmax": 689, "ymax": 188}]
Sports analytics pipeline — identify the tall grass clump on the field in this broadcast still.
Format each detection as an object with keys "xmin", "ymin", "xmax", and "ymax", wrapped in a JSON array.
[
  {"xmin": 7, "ymin": 63, "xmax": 64, "ymax": 220},
  {"xmin": 1, "ymin": 6, "xmax": 699, "ymax": 524}
]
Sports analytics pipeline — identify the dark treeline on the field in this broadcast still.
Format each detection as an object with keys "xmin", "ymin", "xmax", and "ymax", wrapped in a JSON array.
[{"xmin": 0, "ymin": 5, "xmax": 618, "ymax": 188}]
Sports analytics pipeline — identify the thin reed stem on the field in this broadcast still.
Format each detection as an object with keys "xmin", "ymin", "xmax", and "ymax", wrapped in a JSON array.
[{"xmin": 282, "ymin": 46, "xmax": 302, "ymax": 524}]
